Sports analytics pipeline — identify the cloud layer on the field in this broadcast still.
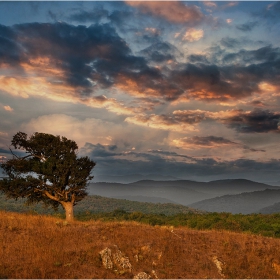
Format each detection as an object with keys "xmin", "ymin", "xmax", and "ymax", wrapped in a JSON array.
[{"xmin": 1, "ymin": 1, "xmax": 280, "ymax": 182}]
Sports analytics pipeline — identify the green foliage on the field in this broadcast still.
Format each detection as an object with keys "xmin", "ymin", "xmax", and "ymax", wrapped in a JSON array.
[
  {"xmin": 79, "ymin": 210, "xmax": 280, "ymax": 238},
  {"xmin": 0, "ymin": 132, "xmax": 95, "ymax": 210}
]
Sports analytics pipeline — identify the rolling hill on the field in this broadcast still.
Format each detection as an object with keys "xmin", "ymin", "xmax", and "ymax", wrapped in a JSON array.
[
  {"xmin": 189, "ymin": 189, "xmax": 280, "ymax": 214},
  {"xmin": 88, "ymin": 179, "xmax": 280, "ymax": 206},
  {"xmin": 0, "ymin": 193, "xmax": 201, "ymax": 216},
  {"xmin": 259, "ymin": 202, "xmax": 280, "ymax": 214}
]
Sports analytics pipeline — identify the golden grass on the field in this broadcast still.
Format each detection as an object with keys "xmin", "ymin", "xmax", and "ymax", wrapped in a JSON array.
[{"xmin": 0, "ymin": 211, "xmax": 280, "ymax": 278}]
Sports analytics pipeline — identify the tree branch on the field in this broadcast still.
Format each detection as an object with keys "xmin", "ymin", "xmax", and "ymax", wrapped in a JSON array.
[
  {"xmin": 8, "ymin": 146, "xmax": 47, "ymax": 161},
  {"xmin": 71, "ymin": 193, "xmax": 75, "ymax": 204},
  {"xmin": 44, "ymin": 190, "xmax": 60, "ymax": 202}
]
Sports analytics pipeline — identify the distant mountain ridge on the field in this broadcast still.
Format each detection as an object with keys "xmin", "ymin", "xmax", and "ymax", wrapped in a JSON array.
[
  {"xmin": 92, "ymin": 174, "xmax": 180, "ymax": 183},
  {"xmin": 88, "ymin": 179, "xmax": 280, "ymax": 210},
  {"xmin": 189, "ymin": 189, "xmax": 280, "ymax": 214}
]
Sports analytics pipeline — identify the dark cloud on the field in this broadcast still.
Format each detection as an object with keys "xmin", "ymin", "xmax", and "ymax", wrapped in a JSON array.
[
  {"xmin": 0, "ymin": 25, "xmax": 24, "ymax": 66},
  {"xmin": 185, "ymin": 136, "xmax": 237, "ymax": 146},
  {"xmin": 223, "ymin": 109, "xmax": 280, "ymax": 133},
  {"xmin": 48, "ymin": 10, "xmax": 58, "ymax": 22},
  {"xmin": 0, "ymin": 148, "xmax": 11, "ymax": 154},
  {"xmin": 81, "ymin": 143, "xmax": 121, "ymax": 158},
  {"xmin": 5, "ymin": 22, "xmax": 150, "ymax": 92},
  {"xmin": 148, "ymin": 149, "xmax": 193, "ymax": 159},
  {"xmin": 85, "ymin": 142, "xmax": 280, "ymax": 181},
  {"xmin": 223, "ymin": 45, "xmax": 280, "ymax": 64},
  {"xmin": 139, "ymin": 41, "xmax": 177, "ymax": 63},
  {"xmin": 236, "ymin": 21, "xmax": 258, "ymax": 32},
  {"xmin": 1, "ymin": 21, "xmax": 280, "ymax": 104},
  {"xmin": 108, "ymin": 10, "xmax": 134, "ymax": 29},
  {"xmin": 68, "ymin": 8, "xmax": 109, "ymax": 23},
  {"xmin": 169, "ymin": 63, "xmax": 251, "ymax": 101},
  {"xmin": 250, "ymin": 100, "xmax": 267, "ymax": 107},
  {"xmin": 188, "ymin": 54, "xmax": 209, "ymax": 64},
  {"xmin": 220, "ymin": 37, "xmax": 241, "ymax": 49}
]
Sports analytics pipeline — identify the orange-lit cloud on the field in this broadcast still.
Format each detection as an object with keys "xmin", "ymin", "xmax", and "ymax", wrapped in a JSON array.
[
  {"xmin": 125, "ymin": 108, "xmax": 280, "ymax": 134},
  {"xmin": 125, "ymin": 114, "xmax": 199, "ymax": 132},
  {"xmin": 258, "ymin": 82, "xmax": 279, "ymax": 94},
  {"xmin": 126, "ymin": 1, "xmax": 204, "ymax": 24},
  {"xmin": 0, "ymin": 64, "xmax": 141, "ymax": 116},
  {"xmin": 125, "ymin": 109, "xmax": 213, "ymax": 132},
  {"xmin": 222, "ymin": 2, "xmax": 238, "ymax": 9},
  {"xmin": 145, "ymin": 27, "xmax": 160, "ymax": 35},
  {"xmin": 203, "ymin": 1, "xmax": 217, "ymax": 8},
  {"xmin": 0, "ymin": 131, "xmax": 8, "ymax": 137},
  {"xmin": 21, "ymin": 114, "xmax": 163, "ymax": 152},
  {"xmin": 173, "ymin": 136, "xmax": 238, "ymax": 149},
  {"xmin": 116, "ymin": 75, "xmax": 159, "ymax": 98},
  {"xmin": 182, "ymin": 28, "xmax": 204, "ymax": 42},
  {"xmin": 3, "ymin": 105, "xmax": 13, "ymax": 111}
]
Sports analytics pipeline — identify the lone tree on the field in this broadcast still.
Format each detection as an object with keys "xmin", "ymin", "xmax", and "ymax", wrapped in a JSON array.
[{"xmin": 0, "ymin": 132, "xmax": 95, "ymax": 222}]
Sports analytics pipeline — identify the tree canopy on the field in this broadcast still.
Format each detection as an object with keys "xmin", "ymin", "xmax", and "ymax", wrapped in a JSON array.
[{"xmin": 0, "ymin": 132, "xmax": 95, "ymax": 221}]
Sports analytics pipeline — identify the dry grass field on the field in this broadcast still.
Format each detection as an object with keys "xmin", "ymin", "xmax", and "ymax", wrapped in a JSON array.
[{"xmin": 1, "ymin": 210, "xmax": 280, "ymax": 279}]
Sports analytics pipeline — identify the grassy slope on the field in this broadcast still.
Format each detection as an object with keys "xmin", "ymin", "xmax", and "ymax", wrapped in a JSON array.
[
  {"xmin": 2, "ymin": 194, "xmax": 280, "ymax": 239},
  {"xmin": 1, "ymin": 211, "xmax": 280, "ymax": 279}
]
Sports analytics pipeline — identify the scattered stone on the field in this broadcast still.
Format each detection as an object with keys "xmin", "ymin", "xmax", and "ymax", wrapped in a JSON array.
[
  {"xmin": 151, "ymin": 270, "xmax": 158, "ymax": 279},
  {"xmin": 212, "ymin": 256, "xmax": 225, "ymax": 278},
  {"xmin": 99, "ymin": 247, "xmax": 113, "ymax": 269},
  {"xmin": 133, "ymin": 271, "xmax": 151, "ymax": 279},
  {"xmin": 113, "ymin": 246, "xmax": 132, "ymax": 272},
  {"xmin": 99, "ymin": 245, "xmax": 132, "ymax": 273}
]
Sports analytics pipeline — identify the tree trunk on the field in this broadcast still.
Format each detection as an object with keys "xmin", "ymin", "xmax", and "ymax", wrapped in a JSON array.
[{"xmin": 61, "ymin": 201, "xmax": 74, "ymax": 222}]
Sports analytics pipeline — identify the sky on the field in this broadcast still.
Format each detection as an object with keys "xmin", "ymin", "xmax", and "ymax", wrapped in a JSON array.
[{"xmin": 1, "ymin": 1, "xmax": 280, "ymax": 183}]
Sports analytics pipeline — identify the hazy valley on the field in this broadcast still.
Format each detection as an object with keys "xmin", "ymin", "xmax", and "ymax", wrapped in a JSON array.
[{"xmin": 88, "ymin": 179, "xmax": 280, "ymax": 214}]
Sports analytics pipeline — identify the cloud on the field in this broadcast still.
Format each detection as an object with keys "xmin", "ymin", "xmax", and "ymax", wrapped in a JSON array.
[
  {"xmin": 0, "ymin": 25, "xmax": 24, "ymax": 66},
  {"xmin": 80, "ymin": 143, "xmax": 121, "ymax": 158},
  {"xmin": 21, "ymin": 114, "xmax": 122, "ymax": 148},
  {"xmin": 125, "ymin": 110, "xmax": 211, "ymax": 132},
  {"xmin": 126, "ymin": 108, "xmax": 280, "ymax": 134},
  {"xmin": 172, "ymin": 136, "xmax": 266, "ymax": 156},
  {"xmin": 203, "ymin": 2, "xmax": 217, "ymax": 8},
  {"xmin": 173, "ymin": 136, "xmax": 238, "ymax": 149},
  {"xmin": 222, "ymin": 2, "xmax": 238, "ymax": 9},
  {"xmin": 68, "ymin": 8, "xmax": 109, "ymax": 23},
  {"xmin": 1, "ymin": 22, "xmax": 280, "ymax": 113},
  {"xmin": 182, "ymin": 28, "xmax": 204, "ymax": 42},
  {"xmin": 222, "ymin": 109, "xmax": 280, "ymax": 133},
  {"xmin": 187, "ymin": 54, "xmax": 209, "ymax": 64},
  {"xmin": 20, "ymin": 113, "xmax": 167, "ymax": 152},
  {"xmin": 125, "ymin": 1, "xmax": 204, "ymax": 24},
  {"xmin": 3, "ymin": 105, "xmax": 13, "ymax": 111},
  {"xmin": 0, "ymin": 22, "xmax": 159, "ymax": 114},
  {"xmin": 236, "ymin": 21, "xmax": 258, "ymax": 32},
  {"xmin": 139, "ymin": 41, "xmax": 178, "ymax": 63},
  {"xmin": 76, "ymin": 141, "xmax": 280, "ymax": 182},
  {"xmin": 169, "ymin": 63, "xmax": 252, "ymax": 102},
  {"xmin": 220, "ymin": 37, "xmax": 240, "ymax": 49},
  {"xmin": 222, "ymin": 45, "xmax": 280, "ymax": 64}
]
